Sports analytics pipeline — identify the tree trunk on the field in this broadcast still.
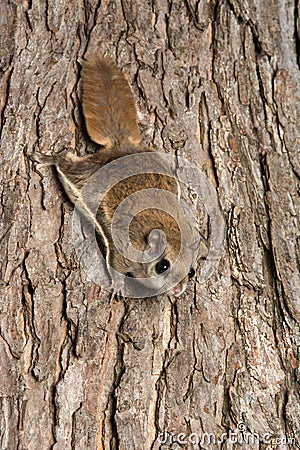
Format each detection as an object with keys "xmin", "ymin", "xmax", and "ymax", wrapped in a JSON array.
[{"xmin": 0, "ymin": 0, "xmax": 299, "ymax": 449}]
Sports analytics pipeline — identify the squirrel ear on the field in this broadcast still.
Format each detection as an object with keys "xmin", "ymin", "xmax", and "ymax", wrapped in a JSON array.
[{"xmin": 144, "ymin": 229, "xmax": 167, "ymax": 260}]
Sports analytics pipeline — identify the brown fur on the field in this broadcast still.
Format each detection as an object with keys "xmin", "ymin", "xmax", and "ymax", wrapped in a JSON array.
[
  {"xmin": 32, "ymin": 56, "xmax": 208, "ymax": 296},
  {"xmin": 82, "ymin": 56, "xmax": 140, "ymax": 147}
]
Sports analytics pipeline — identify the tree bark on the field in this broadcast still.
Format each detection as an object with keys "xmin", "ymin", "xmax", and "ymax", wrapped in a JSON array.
[{"xmin": 0, "ymin": 0, "xmax": 299, "ymax": 449}]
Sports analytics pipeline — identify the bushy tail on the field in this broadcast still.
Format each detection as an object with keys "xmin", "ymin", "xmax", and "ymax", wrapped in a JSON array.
[{"xmin": 82, "ymin": 55, "xmax": 141, "ymax": 148}]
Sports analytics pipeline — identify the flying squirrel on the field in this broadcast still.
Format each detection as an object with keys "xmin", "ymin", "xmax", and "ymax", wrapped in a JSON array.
[{"xmin": 32, "ymin": 55, "xmax": 208, "ymax": 297}]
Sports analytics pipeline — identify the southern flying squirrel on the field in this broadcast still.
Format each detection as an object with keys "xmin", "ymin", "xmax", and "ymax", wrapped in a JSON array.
[{"xmin": 32, "ymin": 55, "xmax": 208, "ymax": 297}]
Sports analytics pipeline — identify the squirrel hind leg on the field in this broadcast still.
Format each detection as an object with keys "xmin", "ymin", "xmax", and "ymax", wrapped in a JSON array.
[
  {"xmin": 28, "ymin": 149, "xmax": 81, "ymax": 167},
  {"xmin": 28, "ymin": 152, "xmax": 56, "ymax": 166}
]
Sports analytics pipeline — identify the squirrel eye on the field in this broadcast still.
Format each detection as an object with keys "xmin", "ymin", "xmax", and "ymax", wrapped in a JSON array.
[
  {"xmin": 188, "ymin": 268, "xmax": 195, "ymax": 279},
  {"xmin": 155, "ymin": 259, "xmax": 170, "ymax": 274}
]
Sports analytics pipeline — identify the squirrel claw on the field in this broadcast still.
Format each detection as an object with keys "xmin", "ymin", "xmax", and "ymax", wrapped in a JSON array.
[
  {"xmin": 109, "ymin": 271, "xmax": 126, "ymax": 298},
  {"xmin": 28, "ymin": 152, "xmax": 56, "ymax": 166}
]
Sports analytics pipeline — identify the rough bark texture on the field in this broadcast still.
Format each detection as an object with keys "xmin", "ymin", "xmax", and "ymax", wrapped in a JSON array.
[{"xmin": 0, "ymin": 0, "xmax": 299, "ymax": 449}]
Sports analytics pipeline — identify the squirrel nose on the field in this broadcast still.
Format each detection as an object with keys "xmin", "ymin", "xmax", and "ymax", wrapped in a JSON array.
[{"xmin": 172, "ymin": 283, "xmax": 184, "ymax": 296}]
